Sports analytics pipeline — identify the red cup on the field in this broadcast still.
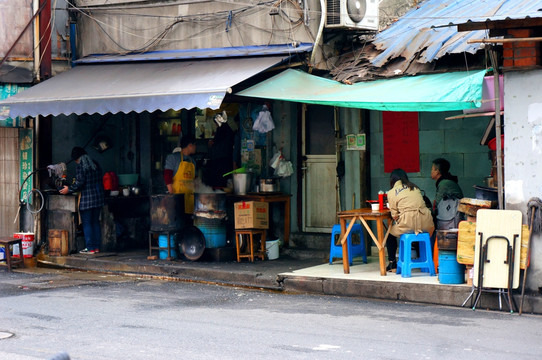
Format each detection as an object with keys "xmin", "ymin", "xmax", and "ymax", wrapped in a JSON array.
[{"xmin": 378, "ymin": 193, "xmax": 387, "ymax": 210}]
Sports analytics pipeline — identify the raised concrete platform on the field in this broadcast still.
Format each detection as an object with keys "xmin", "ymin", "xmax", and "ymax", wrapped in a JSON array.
[{"xmin": 35, "ymin": 249, "xmax": 542, "ymax": 314}]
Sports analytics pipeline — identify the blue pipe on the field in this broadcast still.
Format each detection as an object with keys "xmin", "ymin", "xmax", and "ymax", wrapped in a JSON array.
[{"xmin": 70, "ymin": 23, "xmax": 77, "ymax": 67}]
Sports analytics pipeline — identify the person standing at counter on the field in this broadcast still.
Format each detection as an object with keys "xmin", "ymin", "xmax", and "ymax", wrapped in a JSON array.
[
  {"xmin": 59, "ymin": 147, "xmax": 105, "ymax": 254},
  {"xmin": 386, "ymin": 168, "xmax": 434, "ymax": 271},
  {"xmin": 164, "ymin": 135, "xmax": 197, "ymax": 214},
  {"xmin": 431, "ymin": 158, "xmax": 463, "ymax": 229}
]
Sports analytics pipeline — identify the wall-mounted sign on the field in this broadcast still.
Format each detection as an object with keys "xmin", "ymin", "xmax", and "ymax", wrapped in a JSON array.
[
  {"xmin": 1, "ymin": 84, "xmax": 29, "ymax": 127},
  {"xmin": 383, "ymin": 111, "xmax": 419, "ymax": 173},
  {"xmin": 346, "ymin": 133, "xmax": 366, "ymax": 150},
  {"xmin": 19, "ymin": 128, "xmax": 33, "ymax": 203}
]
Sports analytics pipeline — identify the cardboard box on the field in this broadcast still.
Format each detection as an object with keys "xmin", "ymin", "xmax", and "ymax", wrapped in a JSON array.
[{"xmin": 234, "ymin": 201, "xmax": 269, "ymax": 229}]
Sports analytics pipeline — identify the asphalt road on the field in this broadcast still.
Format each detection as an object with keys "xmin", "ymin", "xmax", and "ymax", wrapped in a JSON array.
[{"xmin": 1, "ymin": 268, "xmax": 541, "ymax": 360}]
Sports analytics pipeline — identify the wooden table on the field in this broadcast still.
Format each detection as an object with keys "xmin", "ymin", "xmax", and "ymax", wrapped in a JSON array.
[
  {"xmin": 338, "ymin": 208, "xmax": 393, "ymax": 275},
  {"xmin": 227, "ymin": 193, "xmax": 292, "ymax": 247}
]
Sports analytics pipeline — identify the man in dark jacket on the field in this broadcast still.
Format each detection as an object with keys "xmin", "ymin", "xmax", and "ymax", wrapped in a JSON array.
[{"xmin": 431, "ymin": 158, "xmax": 463, "ymax": 229}]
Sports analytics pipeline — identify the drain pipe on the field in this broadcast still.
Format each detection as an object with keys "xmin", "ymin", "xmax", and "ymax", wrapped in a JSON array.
[
  {"xmin": 70, "ymin": 22, "xmax": 77, "ymax": 66},
  {"xmin": 309, "ymin": 0, "xmax": 325, "ymax": 73},
  {"xmin": 33, "ymin": 0, "xmax": 41, "ymax": 81}
]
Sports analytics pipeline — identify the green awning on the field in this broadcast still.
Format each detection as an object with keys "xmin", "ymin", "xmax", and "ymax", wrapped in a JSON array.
[{"xmin": 236, "ymin": 69, "xmax": 487, "ymax": 112}]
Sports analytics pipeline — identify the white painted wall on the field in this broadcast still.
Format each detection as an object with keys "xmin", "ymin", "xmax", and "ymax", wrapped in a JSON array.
[{"xmin": 504, "ymin": 70, "xmax": 542, "ymax": 292}]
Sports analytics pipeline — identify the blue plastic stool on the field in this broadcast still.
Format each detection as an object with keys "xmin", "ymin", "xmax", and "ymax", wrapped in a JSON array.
[
  {"xmin": 329, "ymin": 224, "xmax": 367, "ymax": 265},
  {"xmin": 396, "ymin": 232, "xmax": 435, "ymax": 278}
]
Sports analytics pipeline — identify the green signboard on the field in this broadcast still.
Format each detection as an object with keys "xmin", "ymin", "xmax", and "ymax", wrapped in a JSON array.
[
  {"xmin": 19, "ymin": 129, "xmax": 33, "ymax": 203},
  {"xmin": 1, "ymin": 84, "xmax": 29, "ymax": 127}
]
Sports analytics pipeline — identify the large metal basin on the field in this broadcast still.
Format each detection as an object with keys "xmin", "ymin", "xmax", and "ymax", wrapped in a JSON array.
[{"xmin": 150, "ymin": 194, "xmax": 185, "ymax": 231}]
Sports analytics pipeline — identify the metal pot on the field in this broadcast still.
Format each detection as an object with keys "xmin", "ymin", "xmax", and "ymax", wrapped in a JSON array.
[
  {"xmin": 194, "ymin": 192, "xmax": 227, "ymax": 219},
  {"xmin": 259, "ymin": 178, "xmax": 280, "ymax": 193},
  {"xmin": 194, "ymin": 192, "xmax": 226, "ymax": 213},
  {"xmin": 233, "ymin": 173, "xmax": 251, "ymax": 195},
  {"xmin": 150, "ymin": 194, "xmax": 185, "ymax": 231}
]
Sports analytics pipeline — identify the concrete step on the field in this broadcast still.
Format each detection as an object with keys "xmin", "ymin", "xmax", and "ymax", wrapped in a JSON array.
[
  {"xmin": 289, "ymin": 232, "xmax": 330, "ymax": 251},
  {"xmin": 282, "ymin": 247, "xmax": 328, "ymax": 261}
]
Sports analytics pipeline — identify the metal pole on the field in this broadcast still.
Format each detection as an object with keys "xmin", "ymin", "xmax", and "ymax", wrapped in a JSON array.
[{"xmin": 490, "ymin": 48, "xmax": 504, "ymax": 209}]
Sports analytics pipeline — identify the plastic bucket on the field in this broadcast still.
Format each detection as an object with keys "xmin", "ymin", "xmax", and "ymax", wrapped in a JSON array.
[
  {"xmin": 13, "ymin": 233, "xmax": 34, "ymax": 258},
  {"xmin": 438, "ymin": 250, "xmax": 465, "ymax": 284},
  {"xmin": 158, "ymin": 234, "xmax": 177, "ymax": 259},
  {"xmin": 266, "ymin": 239, "xmax": 279, "ymax": 260}
]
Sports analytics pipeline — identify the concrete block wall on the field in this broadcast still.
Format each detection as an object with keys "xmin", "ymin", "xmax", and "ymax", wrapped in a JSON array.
[{"xmin": 369, "ymin": 110, "xmax": 493, "ymax": 203}]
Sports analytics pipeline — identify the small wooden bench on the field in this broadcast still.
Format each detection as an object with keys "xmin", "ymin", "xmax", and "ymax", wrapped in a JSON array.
[
  {"xmin": 0, "ymin": 237, "xmax": 25, "ymax": 272},
  {"xmin": 235, "ymin": 230, "xmax": 266, "ymax": 262}
]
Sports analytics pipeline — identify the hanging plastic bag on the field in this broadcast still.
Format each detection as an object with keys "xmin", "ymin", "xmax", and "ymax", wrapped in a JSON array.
[
  {"xmin": 270, "ymin": 150, "xmax": 282, "ymax": 169},
  {"xmin": 252, "ymin": 105, "xmax": 275, "ymax": 133},
  {"xmin": 275, "ymin": 159, "xmax": 294, "ymax": 178}
]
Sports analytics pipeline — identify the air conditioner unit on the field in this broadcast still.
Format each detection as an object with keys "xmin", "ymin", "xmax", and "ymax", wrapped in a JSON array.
[{"xmin": 325, "ymin": 0, "xmax": 379, "ymax": 31}]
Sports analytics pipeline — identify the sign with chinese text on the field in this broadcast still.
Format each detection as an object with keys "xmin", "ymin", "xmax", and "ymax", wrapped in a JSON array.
[
  {"xmin": 383, "ymin": 112, "xmax": 419, "ymax": 173},
  {"xmin": 1, "ymin": 84, "xmax": 29, "ymax": 127},
  {"xmin": 19, "ymin": 129, "xmax": 33, "ymax": 203}
]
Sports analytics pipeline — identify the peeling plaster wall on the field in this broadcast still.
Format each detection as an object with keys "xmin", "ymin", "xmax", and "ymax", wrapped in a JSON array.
[{"xmin": 504, "ymin": 70, "xmax": 542, "ymax": 292}]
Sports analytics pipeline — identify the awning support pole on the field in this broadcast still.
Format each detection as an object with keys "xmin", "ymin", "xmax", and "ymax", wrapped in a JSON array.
[{"xmin": 490, "ymin": 47, "xmax": 504, "ymax": 209}]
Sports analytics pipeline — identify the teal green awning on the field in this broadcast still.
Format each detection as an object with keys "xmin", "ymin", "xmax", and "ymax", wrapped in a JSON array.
[{"xmin": 236, "ymin": 69, "xmax": 487, "ymax": 112}]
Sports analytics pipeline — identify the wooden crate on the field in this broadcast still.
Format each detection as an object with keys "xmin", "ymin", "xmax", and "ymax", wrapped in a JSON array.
[
  {"xmin": 48, "ymin": 229, "xmax": 69, "ymax": 256},
  {"xmin": 457, "ymin": 221, "xmax": 476, "ymax": 265}
]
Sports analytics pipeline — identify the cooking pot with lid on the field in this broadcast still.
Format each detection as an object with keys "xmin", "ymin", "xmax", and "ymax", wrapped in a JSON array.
[{"xmin": 259, "ymin": 177, "xmax": 280, "ymax": 193}]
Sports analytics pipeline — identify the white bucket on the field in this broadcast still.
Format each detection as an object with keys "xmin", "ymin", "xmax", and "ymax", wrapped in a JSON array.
[
  {"xmin": 266, "ymin": 239, "xmax": 279, "ymax": 260},
  {"xmin": 13, "ymin": 232, "xmax": 35, "ymax": 258}
]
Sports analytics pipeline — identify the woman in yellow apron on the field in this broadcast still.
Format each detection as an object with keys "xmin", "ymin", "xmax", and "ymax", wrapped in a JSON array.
[{"xmin": 164, "ymin": 136, "xmax": 197, "ymax": 214}]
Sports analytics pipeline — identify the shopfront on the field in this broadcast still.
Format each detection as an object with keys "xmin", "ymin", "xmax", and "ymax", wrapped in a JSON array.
[{"xmin": 0, "ymin": 51, "xmax": 304, "ymax": 257}]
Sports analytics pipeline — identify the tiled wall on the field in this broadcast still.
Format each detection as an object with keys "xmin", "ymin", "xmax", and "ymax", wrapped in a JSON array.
[
  {"xmin": 369, "ymin": 110, "xmax": 493, "ymax": 203},
  {"xmin": 0, "ymin": 127, "xmax": 20, "ymax": 236}
]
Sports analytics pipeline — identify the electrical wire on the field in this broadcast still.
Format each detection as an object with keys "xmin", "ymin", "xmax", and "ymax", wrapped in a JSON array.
[
  {"xmin": 66, "ymin": 0, "xmax": 309, "ymax": 54},
  {"xmin": 18, "ymin": 168, "xmax": 44, "ymax": 205},
  {"xmin": 26, "ymin": 188, "xmax": 45, "ymax": 214}
]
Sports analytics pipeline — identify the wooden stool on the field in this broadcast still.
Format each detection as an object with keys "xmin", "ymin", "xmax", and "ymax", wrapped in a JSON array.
[
  {"xmin": 0, "ymin": 237, "xmax": 25, "ymax": 272},
  {"xmin": 235, "ymin": 230, "xmax": 266, "ymax": 262}
]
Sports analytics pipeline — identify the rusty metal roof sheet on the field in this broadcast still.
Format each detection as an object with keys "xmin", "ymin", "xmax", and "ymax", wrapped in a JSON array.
[{"xmin": 372, "ymin": 0, "xmax": 542, "ymax": 67}]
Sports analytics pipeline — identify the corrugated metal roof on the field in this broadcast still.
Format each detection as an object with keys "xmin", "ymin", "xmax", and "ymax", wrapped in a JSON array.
[{"xmin": 372, "ymin": 0, "xmax": 542, "ymax": 67}]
